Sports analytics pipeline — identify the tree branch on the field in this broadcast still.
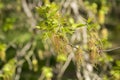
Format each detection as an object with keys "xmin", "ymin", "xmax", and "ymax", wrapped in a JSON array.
[
  {"xmin": 21, "ymin": 0, "xmax": 36, "ymax": 27},
  {"xmin": 57, "ymin": 52, "xmax": 74, "ymax": 80}
]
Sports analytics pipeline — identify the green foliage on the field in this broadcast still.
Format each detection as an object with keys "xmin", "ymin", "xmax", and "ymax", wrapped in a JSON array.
[
  {"xmin": 42, "ymin": 67, "xmax": 53, "ymax": 79},
  {"xmin": 36, "ymin": 3, "xmax": 71, "ymax": 39},
  {"xmin": 110, "ymin": 60, "xmax": 120, "ymax": 79},
  {"xmin": 0, "ymin": 0, "xmax": 120, "ymax": 80},
  {"xmin": 56, "ymin": 54, "xmax": 67, "ymax": 62},
  {"xmin": 0, "ymin": 43, "xmax": 6, "ymax": 61},
  {"xmin": 0, "ymin": 58, "xmax": 16, "ymax": 80},
  {"xmin": 2, "ymin": 17, "xmax": 16, "ymax": 31}
]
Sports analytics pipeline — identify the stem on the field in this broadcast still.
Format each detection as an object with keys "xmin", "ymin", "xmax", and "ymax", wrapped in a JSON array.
[
  {"xmin": 102, "ymin": 47, "xmax": 120, "ymax": 52},
  {"xmin": 38, "ymin": 72, "xmax": 45, "ymax": 80},
  {"xmin": 57, "ymin": 52, "xmax": 74, "ymax": 80}
]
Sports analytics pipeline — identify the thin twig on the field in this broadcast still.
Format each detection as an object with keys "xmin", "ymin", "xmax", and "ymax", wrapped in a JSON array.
[
  {"xmin": 76, "ymin": 66, "xmax": 83, "ymax": 80},
  {"xmin": 15, "ymin": 0, "xmax": 37, "ymax": 80},
  {"xmin": 15, "ymin": 42, "xmax": 34, "ymax": 80},
  {"xmin": 16, "ymin": 40, "xmax": 32, "ymax": 58},
  {"xmin": 38, "ymin": 71, "xmax": 45, "ymax": 80},
  {"xmin": 21, "ymin": 0, "xmax": 36, "ymax": 27},
  {"xmin": 15, "ymin": 38, "xmax": 34, "ymax": 80},
  {"xmin": 57, "ymin": 52, "xmax": 74, "ymax": 80},
  {"xmin": 14, "ymin": 60, "xmax": 24, "ymax": 80},
  {"xmin": 102, "ymin": 46, "xmax": 120, "ymax": 52},
  {"xmin": 22, "ymin": 0, "xmax": 33, "ymax": 18}
]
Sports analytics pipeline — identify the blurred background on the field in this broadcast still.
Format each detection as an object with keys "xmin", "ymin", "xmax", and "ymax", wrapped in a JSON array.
[{"xmin": 0, "ymin": 0, "xmax": 120, "ymax": 80}]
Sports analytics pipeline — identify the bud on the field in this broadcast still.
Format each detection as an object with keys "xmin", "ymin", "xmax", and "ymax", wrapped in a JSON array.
[
  {"xmin": 32, "ymin": 57, "xmax": 38, "ymax": 72},
  {"xmin": 98, "ymin": 10, "xmax": 105, "ymax": 24},
  {"xmin": 101, "ymin": 28, "xmax": 108, "ymax": 39}
]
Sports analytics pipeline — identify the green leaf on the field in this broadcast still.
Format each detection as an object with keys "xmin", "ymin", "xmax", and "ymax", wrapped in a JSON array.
[
  {"xmin": 42, "ymin": 67, "xmax": 53, "ymax": 78},
  {"xmin": 57, "ymin": 54, "xmax": 67, "ymax": 62}
]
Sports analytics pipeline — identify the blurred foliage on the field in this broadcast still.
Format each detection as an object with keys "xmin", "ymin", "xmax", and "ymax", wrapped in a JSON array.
[{"xmin": 0, "ymin": 0, "xmax": 120, "ymax": 80}]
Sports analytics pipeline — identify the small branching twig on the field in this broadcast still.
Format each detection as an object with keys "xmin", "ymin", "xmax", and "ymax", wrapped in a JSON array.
[
  {"xmin": 14, "ymin": 60, "xmax": 24, "ymax": 80},
  {"xmin": 15, "ymin": 41, "xmax": 32, "ymax": 80},
  {"xmin": 14, "ymin": 1, "xmax": 37, "ymax": 80}
]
